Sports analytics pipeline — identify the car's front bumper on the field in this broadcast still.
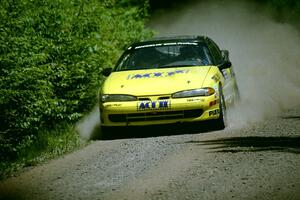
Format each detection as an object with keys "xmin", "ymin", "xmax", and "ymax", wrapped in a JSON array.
[{"xmin": 99, "ymin": 95, "xmax": 220, "ymax": 126}]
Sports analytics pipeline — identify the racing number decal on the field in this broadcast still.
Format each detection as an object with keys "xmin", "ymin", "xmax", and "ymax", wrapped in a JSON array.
[{"xmin": 137, "ymin": 100, "xmax": 171, "ymax": 111}]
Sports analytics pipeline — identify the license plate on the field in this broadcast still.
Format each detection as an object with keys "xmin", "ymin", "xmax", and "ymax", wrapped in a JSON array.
[{"xmin": 137, "ymin": 100, "xmax": 171, "ymax": 111}]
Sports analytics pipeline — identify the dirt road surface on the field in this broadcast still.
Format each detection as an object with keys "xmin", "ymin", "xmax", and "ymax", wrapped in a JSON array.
[{"xmin": 0, "ymin": 107, "xmax": 300, "ymax": 200}]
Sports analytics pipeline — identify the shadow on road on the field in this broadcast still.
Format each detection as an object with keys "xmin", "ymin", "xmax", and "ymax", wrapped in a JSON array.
[
  {"xmin": 91, "ymin": 121, "xmax": 221, "ymax": 140},
  {"xmin": 186, "ymin": 136, "xmax": 300, "ymax": 154},
  {"xmin": 282, "ymin": 115, "xmax": 300, "ymax": 119}
]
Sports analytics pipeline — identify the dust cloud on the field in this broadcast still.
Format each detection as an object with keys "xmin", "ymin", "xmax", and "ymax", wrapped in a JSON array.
[
  {"xmin": 149, "ymin": 0, "xmax": 300, "ymax": 128},
  {"xmin": 76, "ymin": 106, "xmax": 100, "ymax": 140}
]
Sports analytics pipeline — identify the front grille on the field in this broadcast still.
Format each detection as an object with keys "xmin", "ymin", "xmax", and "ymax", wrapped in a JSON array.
[
  {"xmin": 108, "ymin": 109, "xmax": 203, "ymax": 123},
  {"xmin": 158, "ymin": 96, "xmax": 170, "ymax": 100}
]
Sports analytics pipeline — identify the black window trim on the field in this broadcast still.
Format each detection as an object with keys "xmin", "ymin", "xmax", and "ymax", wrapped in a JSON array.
[{"xmin": 205, "ymin": 38, "xmax": 224, "ymax": 65}]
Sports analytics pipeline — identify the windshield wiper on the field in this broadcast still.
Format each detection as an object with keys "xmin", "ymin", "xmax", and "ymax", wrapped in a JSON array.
[
  {"xmin": 116, "ymin": 69, "xmax": 134, "ymax": 72},
  {"xmin": 117, "ymin": 67, "xmax": 151, "ymax": 71}
]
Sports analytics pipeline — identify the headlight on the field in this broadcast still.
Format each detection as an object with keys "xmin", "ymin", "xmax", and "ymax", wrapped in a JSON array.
[
  {"xmin": 100, "ymin": 94, "xmax": 137, "ymax": 102},
  {"xmin": 172, "ymin": 87, "xmax": 215, "ymax": 98}
]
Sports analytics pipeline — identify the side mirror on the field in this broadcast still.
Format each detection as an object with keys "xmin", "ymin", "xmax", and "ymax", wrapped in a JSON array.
[
  {"xmin": 101, "ymin": 68, "xmax": 112, "ymax": 77},
  {"xmin": 218, "ymin": 61, "xmax": 232, "ymax": 70},
  {"xmin": 221, "ymin": 50, "xmax": 230, "ymax": 61}
]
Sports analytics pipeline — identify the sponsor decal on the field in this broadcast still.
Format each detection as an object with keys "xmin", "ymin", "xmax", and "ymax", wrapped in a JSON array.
[
  {"xmin": 222, "ymin": 69, "xmax": 229, "ymax": 80},
  {"xmin": 104, "ymin": 103, "xmax": 122, "ymax": 108},
  {"xmin": 209, "ymin": 109, "xmax": 220, "ymax": 116},
  {"xmin": 187, "ymin": 98, "xmax": 204, "ymax": 102},
  {"xmin": 137, "ymin": 100, "xmax": 171, "ymax": 111},
  {"xmin": 134, "ymin": 42, "xmax": 198, "ymax": 49},
  {"xmin": 127, "ymin": 69, "xmax": 190, "ymax": 80},
  {"xmin": 211, "ymin": 74, "xmax": 220, "ymax": 82},
  {"xmin": 209, "ymin": 100, "xmax": 218, "ymax": 107}
]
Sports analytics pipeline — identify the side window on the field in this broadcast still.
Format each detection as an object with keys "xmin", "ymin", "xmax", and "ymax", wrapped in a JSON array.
[{"xmin": 207, "ymin": 39, "xmax": 223, "ymax": 65}]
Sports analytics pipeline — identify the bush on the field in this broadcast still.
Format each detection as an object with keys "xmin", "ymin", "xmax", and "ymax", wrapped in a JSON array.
[{"xmin": 0, "ymin": 0, "xmax": 153, "ymax": 162}]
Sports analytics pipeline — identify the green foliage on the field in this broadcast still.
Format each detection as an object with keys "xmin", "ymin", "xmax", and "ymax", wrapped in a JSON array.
[
  {"xmin": 267, "ymin": 0, "xmax": 300, "ymax": 22},
  {"xmin": 249, "ymin": 0, "xmax": 300, "ymax": 29},
  {"xmin": 0, "ymin": 0, "xmax": 153, "ymax": 164},
  {"xmin": 0, "ymin": 123, "xmax": 83, "ymax": 179}
]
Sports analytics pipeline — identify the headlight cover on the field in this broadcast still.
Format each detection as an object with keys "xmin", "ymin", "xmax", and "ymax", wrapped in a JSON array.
[
  {"xmin": 172, "ymin": 87, "xmax": 215, "ymax": 98},
  {"xmin": 100, "ymin": 94, "xmax": 137, "ymax": 102}
]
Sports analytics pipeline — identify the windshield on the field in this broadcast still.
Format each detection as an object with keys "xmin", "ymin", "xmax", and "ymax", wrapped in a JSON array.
[{"xmin": 115, "ymin": 42, "xmax": 213, "ymax": 71}]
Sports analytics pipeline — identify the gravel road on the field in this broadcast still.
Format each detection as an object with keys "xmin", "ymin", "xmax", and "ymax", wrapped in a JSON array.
[{"xmin": 1, "ymin": 107, "xmax": 299, "ymax": 200}]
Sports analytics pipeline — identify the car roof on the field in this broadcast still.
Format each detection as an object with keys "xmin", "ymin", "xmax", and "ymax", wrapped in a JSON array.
[{"xmin": 130, "ymin": 35, "xmax": 208, "ymax": 49}]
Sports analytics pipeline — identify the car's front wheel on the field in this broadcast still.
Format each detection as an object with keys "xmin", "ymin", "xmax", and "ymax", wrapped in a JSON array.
[{"xmin": 215, "ymin": 87, "xmax": 227, "ymax": 130}]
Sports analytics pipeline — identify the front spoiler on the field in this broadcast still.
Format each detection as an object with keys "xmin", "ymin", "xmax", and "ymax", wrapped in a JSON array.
[{"xmin": 100, "ymin": 95, "xmax": 220, "ymax": 127}]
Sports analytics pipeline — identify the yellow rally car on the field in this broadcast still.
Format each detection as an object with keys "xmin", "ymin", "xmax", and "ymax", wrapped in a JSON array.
[{"xmin": 99, "ymin": 36, "xmax": 239, "ymax": 133}]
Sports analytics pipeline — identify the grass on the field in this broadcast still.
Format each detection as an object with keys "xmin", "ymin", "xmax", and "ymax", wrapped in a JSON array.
[{"xmin": 0, "ymin": 123, "xmax": 87, "ymax": 180}]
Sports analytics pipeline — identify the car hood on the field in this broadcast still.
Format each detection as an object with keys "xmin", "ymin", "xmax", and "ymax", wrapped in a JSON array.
[{"xmin": 101, "ymin": 66, "xmax": 213, "ymax": 96}]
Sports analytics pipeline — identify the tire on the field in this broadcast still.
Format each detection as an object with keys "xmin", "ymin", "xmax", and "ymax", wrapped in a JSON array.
[{"xmin": 215, "ymin": 87, "xmax": 227, "ymax": 130}]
